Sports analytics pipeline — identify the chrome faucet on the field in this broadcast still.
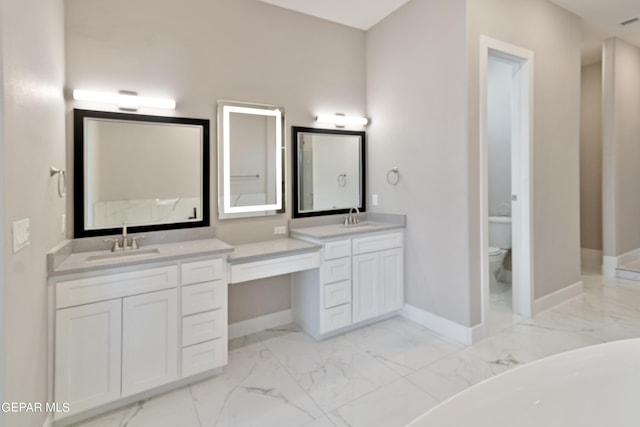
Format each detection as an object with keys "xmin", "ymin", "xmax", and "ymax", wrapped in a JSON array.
[
  {"xmin": 348, "ymin": 207, "xmax": 360, "ymax": 225},
  {"xmin": 104, "ymin": 224, "xmax": 142, "ymax": 252},
  {"xmin": 121, "ymin": 224, "xmax": 129, "ymax": 250}
]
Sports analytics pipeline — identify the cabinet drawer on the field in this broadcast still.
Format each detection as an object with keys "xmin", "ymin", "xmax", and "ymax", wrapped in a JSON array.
[
  {"xmin": 322, "ymin": 258, "xmax": 351, "ymax": 284},
  {"xmin": 182, "ymin": 310, "xmax": 225, "ymax": 347},
  {"xmin": 324, "ymin": 240, "xmax": 351, "ymax": 260},
  {"xmin": 324, "ymin": 280, "xmax": 351, "ymax": 309},
  {"xmin": 182, "ymin": 281, "xmax": 225, "ymax": 316},
  {"xmin": 229, "ymin": 251, "xmax": 320, "ymax": 284},
  {"xmin": 320, "ymin": 303, "xmax": 352, "ymax": 333},
  {"xmin": 182, "ymin": 259, "xmax": 224, "ymax": 285},
  {"xmin": 352, "ymin": 232, "xmax": 403, "ymax": 255},
  {"xmin": 56, "ymin": 266, "xmax": 178, "ymax": 309},
  {"xmin": 182, "ymin": 339, "xmax": 226, "ymax": 378}
]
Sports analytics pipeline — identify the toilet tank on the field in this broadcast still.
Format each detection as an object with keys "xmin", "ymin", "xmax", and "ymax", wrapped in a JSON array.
[{"xmin": 488, "ymin": 216, "xmax": 512, "ymax": 249}]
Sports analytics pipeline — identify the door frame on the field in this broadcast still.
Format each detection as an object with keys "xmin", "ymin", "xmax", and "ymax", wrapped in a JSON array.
[{"xmin": 479, "ymin": 36, "xmax": 534, "ymax": 324}]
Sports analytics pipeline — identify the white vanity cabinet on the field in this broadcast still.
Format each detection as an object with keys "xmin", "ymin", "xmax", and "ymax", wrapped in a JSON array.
[
  {"xmin": 292, "ymin": 230, "xmax": 404, "ymax": 339},
  {"xmin": 121, "ymin": 288, "xmax": 178, "ymax": 396},
  {"xmin": 180, "ymin": 258, "xmax": 227, "ymax": 377},
  {"xmin": 352, "ymin": 233, "xmax": 404, "ymax": 323},
  {"xmin": 52, "ymin": 256, "xmax": 228, "ymax": 423},
  {"xmin": 54, "ymin": 299, "xmax": 122, "ymax": 414}
]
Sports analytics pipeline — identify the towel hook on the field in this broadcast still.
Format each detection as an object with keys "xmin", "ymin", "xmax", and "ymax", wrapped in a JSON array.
[{"xmin": 50, "ymin": 166, "xmax": 66, "ymax": 198}]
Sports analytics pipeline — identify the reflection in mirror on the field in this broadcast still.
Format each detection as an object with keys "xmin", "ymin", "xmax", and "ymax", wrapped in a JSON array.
[
  {"xmin": 292, "ymin": 127, "xmax": 366, "ymax": 218},
  {"xmin": 218, "ymin": 101, "xmax": 285, "ymax": 219},
  {"xmin": 74, "ymin": 109, "xmax": 210, "ymax": 237}
]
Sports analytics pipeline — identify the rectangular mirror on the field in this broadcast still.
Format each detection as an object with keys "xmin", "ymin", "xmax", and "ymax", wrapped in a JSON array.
[
  {"xmin": 217, "ymin": 100, "xmax": 285, "ymax": 219},
  {"xmin": 73, "ymin": 109, "xmax": 210, "ymax": 237},
  {"xmin": 292, "ymin": 126, "xmax": 366, "ymax": 218}
]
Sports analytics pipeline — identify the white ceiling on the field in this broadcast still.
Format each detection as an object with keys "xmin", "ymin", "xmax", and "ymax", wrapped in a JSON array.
[
  {"xmin": 255, "ymin": 0, "xmax": 412, "ymax": 30},
  {"xmin": 257, "ymin": 0, "xmax": 640, "ymax": 65}
]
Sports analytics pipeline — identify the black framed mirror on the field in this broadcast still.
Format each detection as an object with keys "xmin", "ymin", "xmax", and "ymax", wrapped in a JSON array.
[
  {"xmin": 292, "ymin": 126, "xmax": 366, "ymax": 218},
  {"xmin": 73, "ymin": 109, "xmax": 210, "ymax": 237}
]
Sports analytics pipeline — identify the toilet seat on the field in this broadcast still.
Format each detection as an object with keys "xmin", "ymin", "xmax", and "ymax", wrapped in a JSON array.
[{"xmin": 488, "ymin": 246, "xmax": 503, "ymax": 256}]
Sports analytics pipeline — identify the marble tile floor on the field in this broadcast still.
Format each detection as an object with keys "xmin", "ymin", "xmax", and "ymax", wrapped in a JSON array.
[{"xmin": 74, "ymin": 268, "xmax": 640, "ymax": 427}]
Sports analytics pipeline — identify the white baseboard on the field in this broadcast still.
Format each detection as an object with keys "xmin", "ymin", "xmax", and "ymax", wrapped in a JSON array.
[
  {"xmin": 228, "ymin": 309, "xmax": 293, "ymax": 339},
  {"xmin": 602, "ymin": 247, "xmax": 640, "ymax": 277},
  {"xmin": 581, "ymin": 248, "xmax": 602, "ymax": 268},
  {"xmin": 401, "ymin": 304, "xmax": 477, "ymax": 345},
  {"xmin": 532, "ymin": 280, "xmax": 583, "ymax": 315},
  {"xmin": 603, "ymin": 256, "xmax": 617, "ymax": 277}
]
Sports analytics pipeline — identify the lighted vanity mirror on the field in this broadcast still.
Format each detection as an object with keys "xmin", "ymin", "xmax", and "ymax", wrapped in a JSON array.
[
  {"xmin": 73, "ymin": 109, "xmax": 210, "ymax": 238},
  {"xmin": 217, "ymin": 100, "xmax": 285, "ymax": 219},
  {"xmin": 292, "ymin": 126, "xmax": 366, "ymax": 218}
]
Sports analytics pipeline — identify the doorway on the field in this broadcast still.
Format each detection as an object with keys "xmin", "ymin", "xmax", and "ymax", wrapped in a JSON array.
[{"xmin": 479, "ymin": 36, "xmax": 534, "ymax": 335}]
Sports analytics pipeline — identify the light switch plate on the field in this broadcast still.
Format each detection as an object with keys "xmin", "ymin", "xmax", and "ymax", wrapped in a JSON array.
[
  {"xmin": 12, "ymin": 218, "xmax": 30, "ymax": 253},
  {"xmin": 372, "ymin": 194, "xmax": 379, "ymax": 206}
]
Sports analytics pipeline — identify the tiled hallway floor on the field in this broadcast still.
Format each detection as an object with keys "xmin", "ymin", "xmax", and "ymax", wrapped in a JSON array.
[{"xmin": 74, "ymin": 268, "xmax": 640, "ymax": 427}]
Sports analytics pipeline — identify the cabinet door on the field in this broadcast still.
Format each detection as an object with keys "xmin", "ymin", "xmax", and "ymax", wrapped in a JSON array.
[
  {"xmin": 122, "ymin": 289, "xmax": 178, "ymax": 396},
  {"xmin": 379, "ymin": 248, "xmax": 404, "ymax": 314},
  {"xmin": 55, "ymin": 299, "xmax": 122, "ymax": 415},
  {"xmin": 352, "ymin": 252, "xmax": 379, "ymax": 323}
]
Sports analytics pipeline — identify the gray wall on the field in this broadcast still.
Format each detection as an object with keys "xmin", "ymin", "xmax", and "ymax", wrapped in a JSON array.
[
  {"xmin": 1, "ymin": 0, "xmax": 66, "ymax": 426},
  {"xmin": 367, "ymin": 0, "xmax": 582, "ymax": 327},
  {"xmin": 580, "ymin": 62, "xmax": 603, "ymax": 251},
  {"xmin": 64, "ymin": 0, "xmax": 367, "ymax": 322},
  {"xmin": 602, "ymin": 38, "xmax": 640, "ymax": 257},
  {"xmin": 367, "ymin": 0, "xmax": 471, "ymax": 325}
]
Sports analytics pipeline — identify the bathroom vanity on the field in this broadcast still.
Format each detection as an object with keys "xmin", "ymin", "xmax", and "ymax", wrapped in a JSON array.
[
  {"xmin": 54, "ymin": 109, "xmax": 407, "ymax": 425},
  {"xmin": 47, "ymin": 236, "xmax": 233, "ymax": 425},
  {"xmin": 290, "ymin": 214, "xmax": 405, "ymax": 340}
]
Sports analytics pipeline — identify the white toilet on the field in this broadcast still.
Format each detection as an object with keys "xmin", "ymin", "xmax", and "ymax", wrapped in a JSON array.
[{"xmin": 488, "ymin": 216, "xmax": 512, "ymax": 292}]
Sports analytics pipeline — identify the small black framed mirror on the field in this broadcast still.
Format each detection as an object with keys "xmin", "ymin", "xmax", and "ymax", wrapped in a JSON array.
[
  {"xmin": 73, "ymin": 109, "xmax": 210, "ymax": 237},
  {"xmin": 292, "ymin": 126, "xmax": 366, "ymax": 218}
]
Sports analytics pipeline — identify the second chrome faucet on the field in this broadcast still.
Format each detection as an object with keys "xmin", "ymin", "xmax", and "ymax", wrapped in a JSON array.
[{"xmin": 104, "ymin": 224, "xmax": 144, "ymax": 252}]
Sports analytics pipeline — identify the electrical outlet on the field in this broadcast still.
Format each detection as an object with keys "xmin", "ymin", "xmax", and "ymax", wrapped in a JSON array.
[
  {"xmin": 372, "ymin": 194, "xmax": 379, "ymax": 206},
  {"xmin": 274, "ymin": 226, "xmax": 287, "ymax": 235},
  {"xmin": 61, "ymin": 213, "xmax": 66, "ymax": 234},
  {"xmin": 12, "ymin": 218, "xmax": 30, "ymax": 253}
]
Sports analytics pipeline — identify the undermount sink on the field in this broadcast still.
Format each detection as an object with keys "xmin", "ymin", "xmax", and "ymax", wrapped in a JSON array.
[
  {"xmin": 85, "ymin": 248, "xmax": 161, "ymax": 263},
  {"xmin": 341, "ymin": 222, "xmax": 377, "ymax": 229}
]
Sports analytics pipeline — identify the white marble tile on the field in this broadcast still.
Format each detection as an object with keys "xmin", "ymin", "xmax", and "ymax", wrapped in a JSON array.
[
  {"xmin": 262, "ymin": 331, "xmax": 401, "ymax": 412},
  {"xmin": 73, "ymin": 387, "xmax": 201, "ymax": 427},
  {"xmin": 228, "ymin": 333, "xmax": 261, "ymax": 351},
  {"xmin": 301, "ymin": 416, "xmax": 337, "ymax": 427},
  {"xmin": 256, "ymin": 323, "xmax": 303, "ymax": 343},
  {"xmin": 190, "ymin": 341, "xmax": 323, "ymax": 427},
  {"xmin": 327, "ymin": 378, "xmax": 439, "ymax": 427},
  {"xmin": 406, "ymin": 349, "xmax": 508, "ymax": 403},
  {"xmin": 466, "ymin": 321, "xmax": 597, "ymax": 368},
  {"xmin": 341, "ymin": 316, "xmax": 464, "ymax": 376}
]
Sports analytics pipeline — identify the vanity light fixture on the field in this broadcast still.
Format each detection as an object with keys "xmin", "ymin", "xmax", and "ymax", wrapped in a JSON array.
[
  {"xmin": 73, "ymin": 89, "xmax": 176, "ymax": 110},
  {"xmin": 315, "ymin": 113, "xmax": 369, "ymax": 127}
]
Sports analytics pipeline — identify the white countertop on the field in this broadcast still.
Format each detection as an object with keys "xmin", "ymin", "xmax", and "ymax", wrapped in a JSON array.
[
  {"xmin": 290, "ymin": 221, "xmax": 404, "ymax": 240},
  {"xmin": 50, "ymin": 238, "xmax": 234, "ymax": 276},
  {"xmin": 227, "ymin": 238, "xmax": 320, "ymax": 264}
]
